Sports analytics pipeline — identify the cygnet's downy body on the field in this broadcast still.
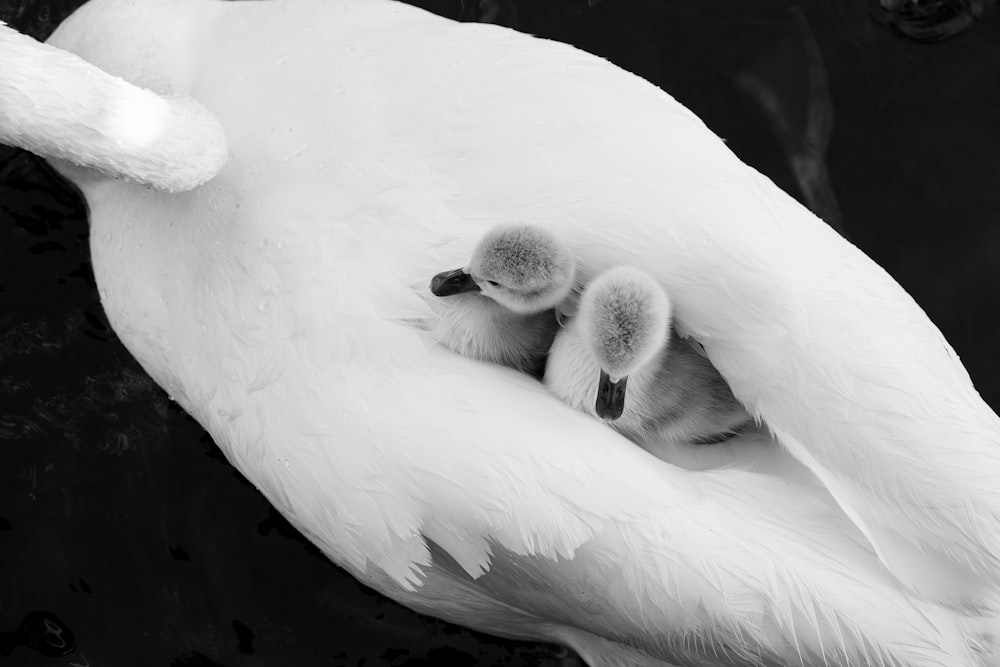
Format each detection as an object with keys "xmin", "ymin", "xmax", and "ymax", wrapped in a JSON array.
[
  {"xmin": 546, "ymin": 266, "xmax": 754, "ymax": 447},
  {"xmin": 430, "ymin": 224, "xmax": 576, "ymax": 378}
]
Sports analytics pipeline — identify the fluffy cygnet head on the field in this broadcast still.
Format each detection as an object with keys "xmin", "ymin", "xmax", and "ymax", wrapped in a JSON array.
[
  {"xmin": 579, "ymin": 267, "xmax": 671, "ymax": 420},
  {"xmin": 581, "ymin": 266, "xmax": 672, "ymax": 380},
  {"xmin": 430, "ymin": 224, "xmax": 576, "ymax": 315}
]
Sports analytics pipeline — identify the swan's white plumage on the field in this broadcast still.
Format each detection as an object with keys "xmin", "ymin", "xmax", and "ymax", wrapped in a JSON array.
[{"xmin": 0, "ymin": 0, "xmax": 997, "ymax": 663}]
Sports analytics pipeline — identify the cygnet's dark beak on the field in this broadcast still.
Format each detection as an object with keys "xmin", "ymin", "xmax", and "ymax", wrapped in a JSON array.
[
  {"xmin": 430, "ymin": 268, "xmax": 481, "ymax": 296},
  {"xmin": 595, "ymin": 370, "xmax": 628, "ymax": 421}
]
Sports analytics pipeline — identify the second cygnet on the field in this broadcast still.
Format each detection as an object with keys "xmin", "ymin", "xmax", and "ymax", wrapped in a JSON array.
[{"xmin": 545, "ymin": 265, "xmax": 753, "ymax": 446}]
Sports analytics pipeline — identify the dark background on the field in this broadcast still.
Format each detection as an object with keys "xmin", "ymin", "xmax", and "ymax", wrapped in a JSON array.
[{"xmin": 2, "ymin": 0, "xmax": 999, "ymax": 665}]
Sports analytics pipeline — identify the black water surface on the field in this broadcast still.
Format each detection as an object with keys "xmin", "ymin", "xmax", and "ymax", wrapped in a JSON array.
[{"xmin": 2, "ymin": 1, "xmax": 999, "ymax": 665}]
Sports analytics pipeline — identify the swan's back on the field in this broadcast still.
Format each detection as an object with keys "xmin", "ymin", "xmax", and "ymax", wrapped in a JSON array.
[{"xmin": 29, "ymin": 0, "xmax": 1000, "ymax": 662}]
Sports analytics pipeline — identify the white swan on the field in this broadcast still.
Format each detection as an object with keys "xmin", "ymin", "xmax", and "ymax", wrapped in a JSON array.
[
  {"xmin": 429, "ymin": 223, "xmax": 575, "ymax": 377},
  {"xmin": 3, "ymin": 0, "xmax": 1000, "ymax": 664},
  {"xmin": 546, "ymin": 265, "xmax": 753, "ymax": 448}
]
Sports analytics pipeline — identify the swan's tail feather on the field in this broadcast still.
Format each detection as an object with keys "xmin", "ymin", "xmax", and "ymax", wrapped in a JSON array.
[
  {"xmin": 605, "ymin": 470, "xmax": 988, "ymax": 667},
  {"xmin": 697, "ymin": 173, "xmax": 1000, "ymax": 613},
  {"xmin": 772, "ymin": 406, "xmax": 1000, "ymax": 613},
  {"xmin": 0, "ymin": 23, "xmax": 226, "ymax": 192}
]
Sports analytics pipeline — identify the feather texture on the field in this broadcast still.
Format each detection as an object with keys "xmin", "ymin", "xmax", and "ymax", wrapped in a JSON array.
[{"xmin": 0, "ymin": 0, "xmax": 996, "ymax": 663}]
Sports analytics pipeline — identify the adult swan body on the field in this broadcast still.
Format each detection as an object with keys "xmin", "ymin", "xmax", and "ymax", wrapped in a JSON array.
[{"xmin": 2, "ymin": 0, "xmax": 1000, "ymax": 664}]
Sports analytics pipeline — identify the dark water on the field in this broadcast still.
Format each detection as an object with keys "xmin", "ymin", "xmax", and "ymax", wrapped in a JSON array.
[{"xmin": 2, "ymin": 1, "xmax": 999, "ymax": 665}]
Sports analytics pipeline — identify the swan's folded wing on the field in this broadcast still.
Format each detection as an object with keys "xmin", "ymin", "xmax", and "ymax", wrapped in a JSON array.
[
  {"xmin": 656, "ymin": 156, "xmax": 1000, "ymax": 611},
  {"xmin": 382, "ymin": 17, "xmax": 1000, "ymax": 608},
  {"xmin": 247, "ymin": 343, "xmax": 988, "ymax": 667}
]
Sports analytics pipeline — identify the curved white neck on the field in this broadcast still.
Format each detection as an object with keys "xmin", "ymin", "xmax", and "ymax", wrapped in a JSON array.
[{"xmin": 0, "ymin": 22, "xmax": 226, "ymax": 192}]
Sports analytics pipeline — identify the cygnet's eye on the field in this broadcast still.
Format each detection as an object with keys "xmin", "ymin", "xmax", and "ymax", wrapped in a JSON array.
[{"xmin": 486, "ymin": 280, "xmax": 501, "ymax": 288}]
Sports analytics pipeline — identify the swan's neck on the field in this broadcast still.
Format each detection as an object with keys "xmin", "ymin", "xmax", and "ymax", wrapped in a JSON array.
[{"xmin": 0, "ymin": 23, "xmax": 226, "ymax": 192}]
